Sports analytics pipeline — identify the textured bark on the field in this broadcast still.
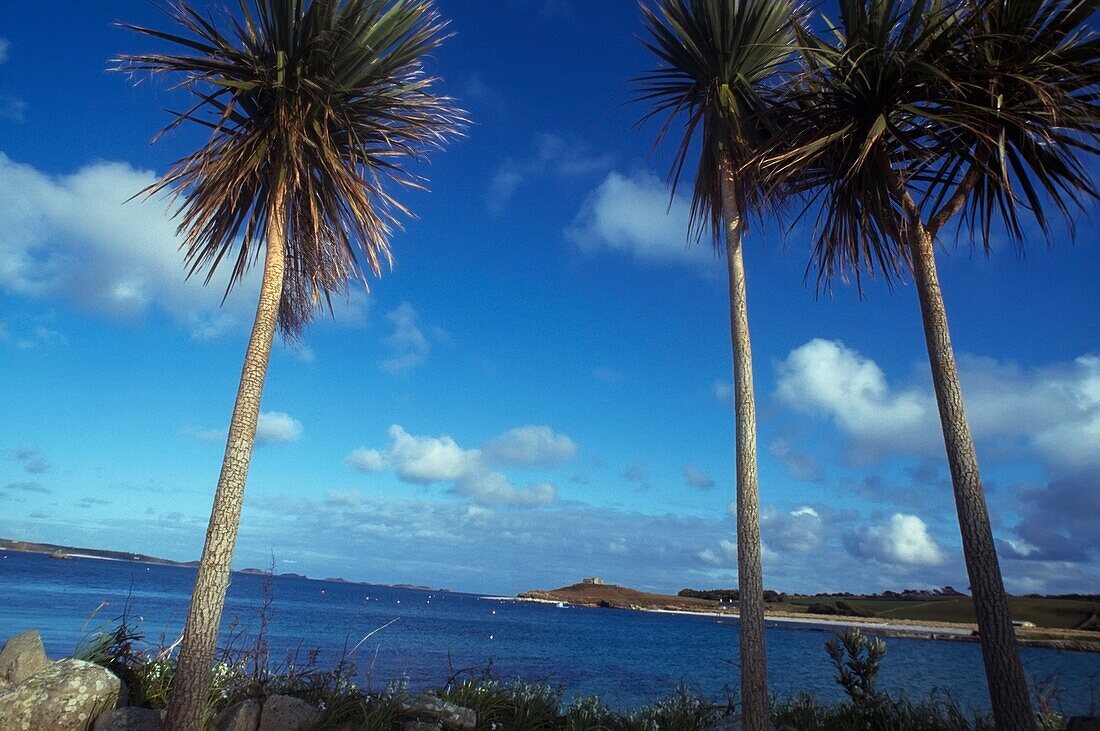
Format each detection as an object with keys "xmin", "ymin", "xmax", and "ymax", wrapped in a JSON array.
[
  {"xmin": 907, "ymin": 221, "xmax": 1035, "ymax": 731},
  {"xmin": 719, "ymin": 165, "xmax": 768, "ymax": 731},
  {"xmin": 165, "ymin": 198, "xmax": 287, "ymax": 731}
]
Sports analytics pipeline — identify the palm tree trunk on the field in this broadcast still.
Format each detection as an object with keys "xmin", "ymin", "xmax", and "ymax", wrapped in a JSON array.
[
  {"xmin": 719, "ymin": 165, "xmax": 768, "ymax": 730},
  {"xmin": 907, "ymin": 221, "xmax": 1034, "ymax": 731},
  {"xmin": 166, "ymin": 197, "xmax": 287, "ymax": 731}
]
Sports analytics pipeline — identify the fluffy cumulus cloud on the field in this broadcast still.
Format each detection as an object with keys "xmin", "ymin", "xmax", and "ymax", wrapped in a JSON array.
[
  {"xmin": 847, "ymin": 513, "xmax": 945, "ymax": 566},
  {"xmin": 776, "ymin": 339, "xmax": 1100, "ymax": 471},
  {"xmin": 482, "ymin": 425, "xmax": 578, "ymax": 466},
  {"xmin": 682, "ymin": 465, "xmax": 716, "ymax": 490},
  {"xmin": 567, "ymin": 171, "xmax": 712, "ymax": 266},
  {"xmin": 255, "ymin": 412, "xmax": 303, "ymax": 445},
  {"xmin": 776, "ymin": 339, "xmax": 933, "ymax": 456},
  {"xmin": 763, "ymin": 506, "xmax": 825, "ymax": 553},
  {"xmin": 345, "ymin": 424, "xmax": 578, "ymax": 508},
  {"xmin": 0, "ymin": 153, "xmax": 366, "ymax": 339}
]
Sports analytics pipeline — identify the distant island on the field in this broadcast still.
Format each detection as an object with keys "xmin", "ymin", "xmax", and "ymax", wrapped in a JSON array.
[{"xmin": 0, "ymin": 538, "xmax": 451, "ymax": 591}]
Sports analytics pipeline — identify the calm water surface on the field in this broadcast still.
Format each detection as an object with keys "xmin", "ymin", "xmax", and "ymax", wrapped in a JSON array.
[{"xmin": 2, "ymin": 551, "xmax": 1098, "ymax": 714}]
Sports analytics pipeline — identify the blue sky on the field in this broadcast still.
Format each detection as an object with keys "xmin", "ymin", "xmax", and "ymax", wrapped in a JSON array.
[{"xmin": 0, "ymin": 1, "xmax": 1097, "ymax": 596}]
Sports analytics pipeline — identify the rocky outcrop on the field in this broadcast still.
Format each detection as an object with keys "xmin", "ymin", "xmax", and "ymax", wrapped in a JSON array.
[
  {"xmin": 92, "ymin": 706, "xmax": 165, "ymax": 730},
  {"xmin": 258, "ymin": 694, "xmax": 320, "ymax": 731},
  {"xmin": 398, "ymin": 694, "xmax": 476, "ymax": 731},
  {"xmin": 0, "ymin": 657, "xmax": 120, "ymax": 730},
  {"xmin": 0, "ymin": 630, "xmax": 49, "ymax": 687},
  {"xmin": 214, "ymin": 699, "xmax": 262, "ymax": 731}
]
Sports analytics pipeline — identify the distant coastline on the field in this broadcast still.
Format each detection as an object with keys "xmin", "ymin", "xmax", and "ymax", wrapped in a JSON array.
[
  {"xmin": 518, "ymin": 580, "xmax": 1100, "ymax": 653},
  {"xmin": 0, "ymin": 538, "xmax": 449, "ymax": 592}
]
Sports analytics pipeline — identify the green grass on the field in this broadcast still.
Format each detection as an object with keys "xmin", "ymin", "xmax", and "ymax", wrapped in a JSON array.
[{"xmin": 772, "ymin": 596, "xmax": 1100, "ymax": 631}]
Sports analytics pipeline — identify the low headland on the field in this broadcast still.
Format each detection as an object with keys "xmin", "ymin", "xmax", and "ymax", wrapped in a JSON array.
[{"xmin": 519, "ymin": 578, "xmax": 1100, "ymax": 653}]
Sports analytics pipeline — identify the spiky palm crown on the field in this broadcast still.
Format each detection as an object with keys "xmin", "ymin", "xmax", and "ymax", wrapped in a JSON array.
[
  {"xmin": 766, "ymin": 0, "xmax": 1098, "ymax": 290},
  {"xmin": 635, "ymin": 0, "xmax": 797, "ymax": 246},
  {"xmin": 116, "ymin": 0, "xmax": 464, "ymax": 336}
]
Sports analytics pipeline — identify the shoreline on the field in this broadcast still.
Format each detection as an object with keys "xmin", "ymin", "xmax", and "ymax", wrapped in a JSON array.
[{"xmin": 504, "ymin": 596, "xmax": 1100, "ymax": 653}]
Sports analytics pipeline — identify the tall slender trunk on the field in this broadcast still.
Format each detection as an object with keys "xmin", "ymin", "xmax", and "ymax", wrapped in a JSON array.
[
  {"xmin": 907, "ymin": 220, "xmax": 1034, "ymax": 731},
  {"xmin": 166, "ymin": 197, "xmax": 287, "ymax": 731},
  {"xmin": 719, "ymin": 163, "xmax": 768, "ymax": 730}
]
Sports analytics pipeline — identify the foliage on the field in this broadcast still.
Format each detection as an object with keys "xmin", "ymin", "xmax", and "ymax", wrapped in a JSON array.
[
  {"xmin": 634, "ymin": 0, "xmax": 798, "ymax": 243},
  {"xmin": 72, "ymin": 613, "xmax": 1061, "ymax": 730},
  {"xmin": 114, "ymin": 0, "xmax": 465, "ymax": 336},
  {"xmin": 826, "ymin": 629, "xmax": 889, "ymax": 712}
]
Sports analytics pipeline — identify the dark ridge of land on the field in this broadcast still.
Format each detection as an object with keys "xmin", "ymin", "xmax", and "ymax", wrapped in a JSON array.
[
  {"xmin": 1, "ymin": 538, "xmax": 456, "ymax": 591},
  {"xmin": 519, "ymin": 582, "xmax": 735, "ymax": 613},
  {"xmin": 0, "ymin": 538, "xmax": 200, "ymax": 567}
]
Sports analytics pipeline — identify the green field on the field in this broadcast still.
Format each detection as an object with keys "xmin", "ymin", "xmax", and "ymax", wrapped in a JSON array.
[{"xmin": 773, "ymin": 595, "xmax": 1100, "ymax": 631}]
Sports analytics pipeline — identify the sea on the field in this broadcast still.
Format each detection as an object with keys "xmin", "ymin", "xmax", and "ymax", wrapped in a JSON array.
[{"xmin": 1, "ymin": 551, "xmax": 1098, "ymax": 716}]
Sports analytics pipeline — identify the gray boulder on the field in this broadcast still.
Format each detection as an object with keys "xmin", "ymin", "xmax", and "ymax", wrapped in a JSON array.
[
  {"xmin": 0, "ymin": 658, "xmax": 120, "ymax": 731},
  {"xmin": 0, "ymin": 630, "xmax": 49, "ymax": 686},
  {"xmin": 93, "ymin": 706, "xmax": 166, "ymax": 730},
  {"xmin": 398, "ymin": 694, "xmax": 476, "ymax": 731},
  {"xmin": 258, "ymin": 695, "xmax": 320, "ymax": 731},
  {"xmin": 214, "ymin": 699, "xmax": 262, "ymax": 731}
]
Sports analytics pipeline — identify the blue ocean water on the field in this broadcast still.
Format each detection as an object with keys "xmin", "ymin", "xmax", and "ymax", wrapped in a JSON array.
[{"xmin": 1, "ymin": 551, "xmax": 1098, "ymax": 715}]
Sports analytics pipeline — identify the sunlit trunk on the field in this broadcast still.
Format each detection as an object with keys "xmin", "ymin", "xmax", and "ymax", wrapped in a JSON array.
[
  {"xmin": 165, "ymin": 197, "xmax": 287, "ymax": 731},
  {"xmin": 719, "ymin": 161, "xmax": 768, "ymax": 731},
  {"xmin": 907, "ymin": 220, "xmax": 1035, "ymax": 731}
]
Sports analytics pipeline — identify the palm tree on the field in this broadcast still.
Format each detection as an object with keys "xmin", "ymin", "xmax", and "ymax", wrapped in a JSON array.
[
  {"xmin": 115, "ymin": 1, "xmax": 462, "ymax": 726},
  {"xmin": 762, "ymin": 0, "xmax": 1097, "ymax": 725},
  {"xmin": 635, "ymin": 1, "xmax": 795, "ymax": 726}
]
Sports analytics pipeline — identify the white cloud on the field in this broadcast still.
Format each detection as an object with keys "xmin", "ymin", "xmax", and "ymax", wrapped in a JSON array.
[
  {"xmin": 683, "ymin": 465, "xmax": 716, "ymax": 490},
  {"xmin": 763, "ymin": 506, "xmax": 824, "ymax": 553},
  {"xmin": 0, "ymin": 153, "xmax": 365, "ymax": 339},
  {"xmin": 482, "ymin": 425, "xmax": 578, "ymax": 466},
  {"xmin": 776, "ymin": 339, "xmax": 933, "ymax": 454},
  {"xmin": 488, "ymin": 133, "xmax": 612, "ymax": 213},
  {"xmin": 776, "ymin": 339, "xmax": 1100, "ymax": 471},
  {"xmin": 345, "ymin": 447, "xmax": 387, "ymax": 472},
  {"xmin": 382, "ymin": 425, "xmax": 481, "ymax": 483},
  {"xmin": 567, "ymin": 171, "xmax": 711, "ymax": 266},
  {"xmin": 848, "ymin": 513, "xmax": 945, "ymax": 566},
  {"xmin": 256, "ymin": 411, "xmax": 303, "ymax": 445},
  {"xmin": 380, "ymin": 303, "xmax": 430, "ymax": 373},
  {"xmin": 0, "ymin": 153, "xmax": 261, "ymax": 337},
  {"xmin": 453, "ymin": 473, "xmax": 557, "ymax": 508},
  {"xmin": 712, "ymin": 379, "xmax": 733, "ymax": 402},
  {"xmin": 344, "ymin": 424, "xmax": 565, "ymax": 509},
  {"xmin": 182, "ymin": 411, "xmax": 301, "ymax": 446},
  {"xmin": 698, "ymin": 539, "xmax": 739, "ymax": 567}
]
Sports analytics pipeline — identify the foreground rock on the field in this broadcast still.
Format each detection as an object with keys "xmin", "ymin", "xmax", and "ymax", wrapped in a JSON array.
[
  {"xmin": 0, "ymin": 658, "xmax": 120, "ymax": 730},
  {"xmin": 258, "ymin": 694, "xmax": 320, "ymax": 731},
  {"xmin": 399, "ymin": 694, "xmax": 476, "ymax": 731},
  {"xmin": 93, "ymin": 706, "xmax": 166, "ymax": 730},
  {"xmin": 0, "ymin": 630, "xmax": 49, "ymax": 688},
  {"xmin": 215, "ymin": 699, "xmax": 262, "ymax": 731}
]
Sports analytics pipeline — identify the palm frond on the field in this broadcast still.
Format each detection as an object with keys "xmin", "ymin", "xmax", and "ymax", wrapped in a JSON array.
[
  {"xmin": 115, "ymin": 0, "xmax": 465, "ymax": 336},
  {"xmin": 760, "ymin": 0, "xmax": 977, "ymax": 290},
  {"xmin": 933, "ymin": 0, "xmax": 1100, "ymax": 250},
  {"xmin": 634, "ymin": 0, "xmax": 798, "ymax": 246}
]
